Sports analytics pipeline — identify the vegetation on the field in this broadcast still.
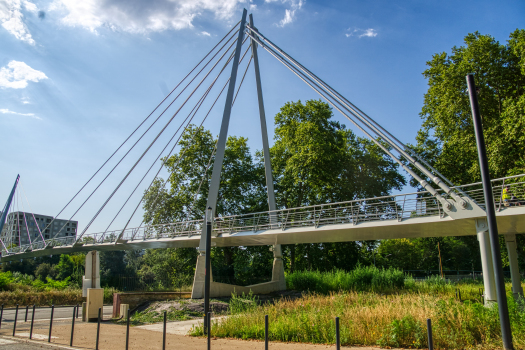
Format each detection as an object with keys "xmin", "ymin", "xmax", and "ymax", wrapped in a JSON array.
[
  {"xmin": 191, "ymin": 269, "xmax": 525, "ymax": 349},
  {"xmin": 408, "ymin": 29, "xmax": 525, "ymax": 271},
  {"xmin": 286, "ymin": 266, "xmax": 405, "ymax": 294}
]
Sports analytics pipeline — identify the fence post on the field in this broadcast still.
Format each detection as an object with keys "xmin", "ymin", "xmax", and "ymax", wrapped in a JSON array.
[
  {"xmin": 96, "ymin": 307, "xmax": 101, "ymax": 350},
  {"xmin": 25, "ymin": 305, "xmax": 29, "ymax": 322},
  {"xmin": 427, "ymin": 319, "xmax": 434, "ymax": 350},
  {"xmin": 13, "ymin": 304, "xmax": 18, "ymax": 336},
  {"xmin": 30, "ymin": 305, "xmax": 35, "ymax": 339},
  {"xmin": 126, "ymin": 309, "xmax": 130, "ymax": 350},
  {"xmin": 48, "ymin": 305, "xmax": 54, "ymax": 342},
  {"xmin": 335, "ymin": 317, "xmax": 340, "ymax": 350},
  {"xmin": 70, "ymin": 306, "xmax": 76, "ymax": 346},
  {"xmin": 163, "ymin": 310, "xmax": 167, "ymax": 350},
  {"xmin": 76, "ymin": 303, "xmax": 79, "ymax": 318},
  {"xmin": 0, "ymin": 304, "xmax": 3, "ymax": 329},
  {"xmin": 265, "ymin": 314, "xmax": 269, "ymax": 350}
]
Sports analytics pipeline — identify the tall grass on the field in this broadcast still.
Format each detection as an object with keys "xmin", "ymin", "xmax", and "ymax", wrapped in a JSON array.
[
  {"xmin": 286, "ymin": 266, "xmax": 405, "ymax": 293},
  {"xmin": 192, "ymin": 290, "xmax": 525, "ymax": 349}
]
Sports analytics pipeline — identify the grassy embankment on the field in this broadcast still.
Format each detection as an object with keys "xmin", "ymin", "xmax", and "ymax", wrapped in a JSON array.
[
  {"xmin": 0, "ymin": 271, "xmax": 116, "ymax": 305},
  {"xmin": 191, "ymin": 266, "xmax": 525, "ymax": 349}
]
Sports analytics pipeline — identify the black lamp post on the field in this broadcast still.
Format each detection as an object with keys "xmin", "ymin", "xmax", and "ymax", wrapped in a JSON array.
[
  {"xmin": 466, "ymin": 73, "xmax": 513, "ymax": 350},
  {"xmin": 204, "ymin": 206, "xmax": 212, "ymax": 333}
]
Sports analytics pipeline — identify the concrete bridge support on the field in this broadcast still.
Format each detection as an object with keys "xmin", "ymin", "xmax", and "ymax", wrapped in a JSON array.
[
  {"xmin": 477, "ymin": 219, "xmax": 497, "ymax": 303},
  {"xmin": 191, "ymin": 243, "xmax": 286, "ymax": 299},
  {"xmin": 504, "ymin": 234, "xmax": 524, "ymax": 299}
]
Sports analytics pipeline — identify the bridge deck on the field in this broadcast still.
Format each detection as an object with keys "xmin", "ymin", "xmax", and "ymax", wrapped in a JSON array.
[{"xmin": 2, "ymin": 175, "xmax": 524, "ymax": 262}]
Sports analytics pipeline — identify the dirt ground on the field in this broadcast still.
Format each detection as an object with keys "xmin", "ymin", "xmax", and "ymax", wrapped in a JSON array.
[{"xmin": 0, "ymin": 319, "xmax": 387, "ymax": 350}]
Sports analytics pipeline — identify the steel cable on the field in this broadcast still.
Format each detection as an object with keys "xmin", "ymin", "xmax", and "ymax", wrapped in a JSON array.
[
  {"xmin": 247, "ymin": 25, "xmax": 460, "ymax": 193},
  {"xmin": 103, "ymin": 45, "xmax": 251, "ymax": 234},
  {"xmin": 122, "ymin": 43, "xmax": 252, "ymax": 236},
  {"xmin": 39, "ymin": 23, "xmax": 240, "ymax": 242},
  {"xmin": 48, "ymin": 28, "xmax": 241, "ymax": 243},
  {"xmin": 248, "ymin": 33, "xmax": 449, "ymax": 204},
  {"xmin": 76, "ymin": 37, "xmax": 245, "ymax": 240}
]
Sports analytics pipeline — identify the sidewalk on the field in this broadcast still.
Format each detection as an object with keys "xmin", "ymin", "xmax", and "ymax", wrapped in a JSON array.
[{"xmin": 1, "ymin": 319, "xmax": 389, "ymax": 350}]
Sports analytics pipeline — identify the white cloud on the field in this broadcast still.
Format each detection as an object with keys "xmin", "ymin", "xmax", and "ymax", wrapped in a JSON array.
[
  {"xmin": 346, "ymin": 28, "xmax": 378, "ymax": 39},
  {"xmin": 200, "ymin": 31, "xmax": 211, "ymax": 36},
  {"xmin": 0, "ymin": 0, "xmax": 38, "ymax": 45},
  {"xmin": 0, "ymin": 108, "xmax": 41, "ymax": 119},
  {"xmin": 49, "ymin": 0, "xmax": 245, "ymax": 34},
  {"xmin": 276, "ymin": 0, "xmax": 303, "ymax": 27},
  {"xmin": 0, "ymin": 60, "xmax": 48, "ymax": 89}
]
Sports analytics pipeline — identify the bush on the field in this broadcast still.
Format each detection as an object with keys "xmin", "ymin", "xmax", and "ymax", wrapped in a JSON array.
[{"xmin": 0, "ymin": 272, "xmax": 13, "ymax": 291}]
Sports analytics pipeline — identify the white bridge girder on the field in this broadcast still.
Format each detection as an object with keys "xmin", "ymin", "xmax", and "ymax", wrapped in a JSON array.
[{"xmin": 4, "ymin": 206, "xmax": 524, "ymax": 259}]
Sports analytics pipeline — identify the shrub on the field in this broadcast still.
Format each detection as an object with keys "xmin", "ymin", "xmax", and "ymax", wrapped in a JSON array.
[{"xmin": 0, "ymin": 272, "xmax": 13, "ymax": 291}]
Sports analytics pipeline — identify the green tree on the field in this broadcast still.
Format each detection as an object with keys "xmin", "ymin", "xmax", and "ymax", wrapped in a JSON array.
[
  {"xmin": 408, "ymin": 29, "xmax": 525, "ymax": 272},
  {"xmin": 55, "ymin": 254, "xmax": 74, "ymax": 281},
  {"xmin": 100, "ymin": 251, "xmax": 127, "ymax": 285},
  {"xmin": 412, "ymin": 30, "xmax": 525, "ymax": 185},
  {"xmin": 35, "ymin": 263, "xmax": 57, "ymax": 281},
  {"xmin": 143, "ymin": 125, "xmax": 265, "ymax": 225},
  {"xmin": 137, "ymin": 248, "xmax": 197, "ymax": 288},
  {"xmin": 270, "ymin": 100, "xmax": 406, "ymax": 272},
  {"xmin": 142, "ymin": 125, "xmax": 267, "ymax": 285}
]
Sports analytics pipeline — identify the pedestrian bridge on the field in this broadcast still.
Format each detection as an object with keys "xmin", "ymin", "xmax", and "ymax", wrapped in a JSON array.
[
  {"xmin": 2, "ymin": 174, "xmax": 524, "ymax": 262},
  {"xmin": 1, "ymin": 11, "xmax": 523, "ymax": 301}
]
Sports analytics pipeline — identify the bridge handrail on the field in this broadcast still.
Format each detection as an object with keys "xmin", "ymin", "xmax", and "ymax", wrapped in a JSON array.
[{"xmin": 3, "ymin": 174, "xmax": 525, "ymax": 256}]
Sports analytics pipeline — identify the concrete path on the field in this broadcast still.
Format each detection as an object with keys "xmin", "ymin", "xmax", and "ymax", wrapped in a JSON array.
[{"xmin": 136, "ymin": 316, "xmax": 227, "ymax": 335}]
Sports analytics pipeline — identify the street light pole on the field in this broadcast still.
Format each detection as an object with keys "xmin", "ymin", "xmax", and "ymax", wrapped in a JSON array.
[
  {"xmin": 466, "ymin": 73, "xmax": 513, "ymax": 350},
  {"xmin": 204, "ymin": 206, "xmax": 212, "ymax": 333}
]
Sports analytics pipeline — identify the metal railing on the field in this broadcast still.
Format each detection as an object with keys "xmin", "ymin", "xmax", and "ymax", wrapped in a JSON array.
[{"xmin": 3, "ymin": 174, "xmax": 525, "ymax": 256}]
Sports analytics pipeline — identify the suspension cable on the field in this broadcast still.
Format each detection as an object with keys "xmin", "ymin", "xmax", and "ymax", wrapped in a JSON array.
[
  {"xmin": 232, "ymin": 56, "xmax": 253, "ymax": 105},
  {"xmin": 183, "ymin": 53, "xmax": 253, "ymax": 221},
  {"xmin": 247, "ymin": 26, "xmax": 464, "ymax": 199},
  {"xmin": 249, "ymin": 32, "xmax": 451, "ymax": 207},
  {"xmin": 122, "ymin": 42, "xmax": 252, "ymax": 235},
  {"xmin": 75, "ymin": 38, "xmax": 244, "ymax": 241},
  {"xmin": 103, "ymin": 44, "xmax": 241, "ymax": 234},
  {"xmin": 39, "ymin": 23, "xmax": 241, "ymax": 241},
  {"xmin": 134, "ymin": 76, "xmax": 233, "ymax": 233},
  {"xmin": 133, "ymin": 41, "xmax": 252, "ymax": 228},
  {"xmin": 185, "ymin": 140, "xmax": 218, "ymax": 221},
  {"xmin": 47, "ymin": 29, "xmax": 241, "ymax": 243},
  {"xmin": 19, "ymin": 182, "xmax": 45, "ymax": 243}
]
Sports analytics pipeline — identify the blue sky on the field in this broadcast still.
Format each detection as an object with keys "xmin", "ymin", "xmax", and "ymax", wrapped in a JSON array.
[{"xmin": 1, "ymin": 0, "xmax": 524, "ymax": 234}]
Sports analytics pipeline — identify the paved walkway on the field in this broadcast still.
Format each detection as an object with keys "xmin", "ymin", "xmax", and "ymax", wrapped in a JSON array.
[
  {"xmin": 0, "ymin": 319, "xmax": 391, "ymax": 350},
  {"xmin": 136, "ymin": 316, "xmax": 227, "ymax": 335}
]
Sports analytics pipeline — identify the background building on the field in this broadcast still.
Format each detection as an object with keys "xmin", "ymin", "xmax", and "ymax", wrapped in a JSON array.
[{"xmin": 0, "ymin": 211, "xmax": 78, "ymax": 247}]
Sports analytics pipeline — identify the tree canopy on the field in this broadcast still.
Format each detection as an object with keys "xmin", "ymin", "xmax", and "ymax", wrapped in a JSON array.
[{"xmin": 411, "ymin": 30, "xmax": 525, "ymax": 185}]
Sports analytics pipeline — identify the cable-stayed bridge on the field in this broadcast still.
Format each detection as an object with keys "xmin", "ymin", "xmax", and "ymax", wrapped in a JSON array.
[
  {"xmin": 1, "ymin": 9, "xmax": 523, "ymax": 301},
  {"xmin": 2, "ymin": 175, "xmax": 525, "ymax": 259}
]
